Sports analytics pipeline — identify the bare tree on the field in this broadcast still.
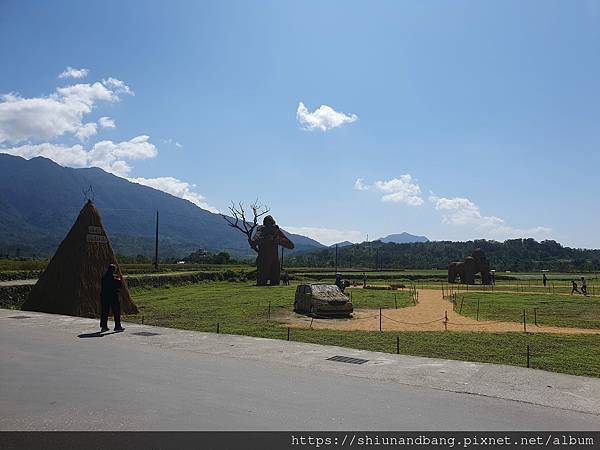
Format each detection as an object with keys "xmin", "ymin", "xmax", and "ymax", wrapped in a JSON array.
[{"xmin": 221, "ymin": 200, "xmax": 270, "ymax": 253}]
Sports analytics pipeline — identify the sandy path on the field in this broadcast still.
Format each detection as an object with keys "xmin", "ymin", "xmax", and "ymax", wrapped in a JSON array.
[{"xmin": 277, "ymin": 289, "xmax": 600, "ymax": 334}]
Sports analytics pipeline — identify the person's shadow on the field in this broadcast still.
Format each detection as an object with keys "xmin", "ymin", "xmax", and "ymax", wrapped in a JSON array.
[{"xmin": 78, "ymin": 330, "xmax": 119, "ymax": 338}]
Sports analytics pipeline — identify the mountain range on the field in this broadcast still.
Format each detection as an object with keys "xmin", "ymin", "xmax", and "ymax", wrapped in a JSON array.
[
  {"xmin": 329, "ymin": 233, "xmax": 429, "ymax": 248},
  {"xmin": 379, "ymin": 233, "xmax": 429, "ymax": 244},
  {"xmin": 0, "ymin": 154, "xmax": 325, "ymax": 258}
]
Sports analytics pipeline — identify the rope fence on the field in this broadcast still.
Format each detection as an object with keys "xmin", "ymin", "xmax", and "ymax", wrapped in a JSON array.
[
  {"xmin": 123, "ymin": 308, "xmax": 600, "ymax": 375},
  {"xmin": 444, "ymin": 291, "xmax": 600, "ymax": 329}
]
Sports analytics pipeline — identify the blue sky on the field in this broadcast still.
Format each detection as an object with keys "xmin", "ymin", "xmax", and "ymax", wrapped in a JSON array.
[{"xmin": 1, "ymin": 0, "xmax": 599, "ymax": 247}]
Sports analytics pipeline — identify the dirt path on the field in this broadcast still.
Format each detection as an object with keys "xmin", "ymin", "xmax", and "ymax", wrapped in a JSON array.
[{"xmin": 277, "ymin": 289, "xmax": 600, "ymax": 334}]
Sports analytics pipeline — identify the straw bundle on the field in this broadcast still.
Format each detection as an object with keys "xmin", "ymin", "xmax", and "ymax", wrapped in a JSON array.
[{"xmin": 23, "ymin": 200, "xmax": 138, "ymax": 317}]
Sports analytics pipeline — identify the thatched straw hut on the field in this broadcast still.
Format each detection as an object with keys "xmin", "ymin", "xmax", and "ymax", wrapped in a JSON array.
[{"xmin": 23, "ymin": 200, "xmax": 138, "ymax": 317}]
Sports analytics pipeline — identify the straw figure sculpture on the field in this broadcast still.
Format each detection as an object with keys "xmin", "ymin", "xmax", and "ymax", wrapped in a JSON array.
[{"xmin": 22, "ymin": 200, "xmax": 138, "ymax": 317}]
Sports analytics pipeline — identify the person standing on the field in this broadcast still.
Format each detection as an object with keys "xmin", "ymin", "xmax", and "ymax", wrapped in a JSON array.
[
  {"xmin": 581, "ymin": 277, "xmax": 588, "ymax": 296},
  {"xmin": 542, "ymin": 273, "xmax": 547, "ymax": 287},
  {"xmin": 362, "ymin": 272, "xmax": 367, "ymax": 288},
  {"xmin": 100, "ymin": 264, "xmax": 124, "ymax": 332}
]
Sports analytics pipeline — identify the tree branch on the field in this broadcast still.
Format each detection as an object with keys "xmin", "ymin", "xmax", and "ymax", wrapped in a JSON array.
[{"xmin": 220, "ymin": 200, "xmax": 270, "ymax": 253}]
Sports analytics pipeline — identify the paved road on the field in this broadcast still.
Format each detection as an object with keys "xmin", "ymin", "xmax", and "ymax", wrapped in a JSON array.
[{"xmin": 1, "ymin": 310, "xmax": 599, "ymax": 430}]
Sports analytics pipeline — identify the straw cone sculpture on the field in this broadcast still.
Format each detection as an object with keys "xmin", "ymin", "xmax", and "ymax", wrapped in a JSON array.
[{"xmin": 23, "ymin": 200, "xmax": 138, "ymax": 317}]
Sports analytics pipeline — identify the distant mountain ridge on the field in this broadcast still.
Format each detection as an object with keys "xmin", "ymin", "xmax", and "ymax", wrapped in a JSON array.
[
  {"xmin": 0, "ymin": 154, "xmax": 326, "ymax": 258},
  {"xmin": 329, "ymin": 241, "xmax": 354, "ymax": 248},
  {"xmin": 379, "ymin": 232, "xmax": 429, "ymax": 244}
]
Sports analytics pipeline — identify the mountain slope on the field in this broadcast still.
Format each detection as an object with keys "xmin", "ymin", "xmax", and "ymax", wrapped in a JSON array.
[{"xmin": 0, "ymin": 154, "xmax": 325, "ymax": 258}]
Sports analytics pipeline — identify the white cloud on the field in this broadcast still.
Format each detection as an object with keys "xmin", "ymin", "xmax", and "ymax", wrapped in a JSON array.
[
  {"xmin": 129, "ymin": 176, "xmax": 218, "ymax": 213},
  {"xmin": 429, "ymin": 195, "xmax": 551, "ymax": 240},
  {"xmin": 296, "ymin": 101, "xmax": 357, "ymax": 131},
  {"xmin": 1, "ymin": 142, "xmax": 89, "ymax": 167},
  {"xmin": 0, "ymin": 78, "xmax": 133, "ymax": 144},
  {"xmin": 98, "ymin": 116, "xmax": 116, "ymax": 128},
  {"xmin": 102, "ymin": 77, "xmax": 134, "ymax": 96},
  {"xmin": 354, "ymin": 178, "xmax": 369, "ymax": 191},
  {"xmin": 74, "ymin": 122, "xmax": 97, "ymax": 140},
  {"xmin": 282, "ymin": 226, "xmax": 364, "ymax": 246},
  {"xmin": 1, "ymin": 69, "xmax": 220, "ymax": 216},
  {"xmin": 1, "ymin": 135, "xmax": 157, "ymax": 177},
  {"xmin": 58, "ymin": 66, "xmax": 89, "ymax": 79},
  {"xmin": 357, "ymin": 175, "xmax": 423, "ymax": 206}
]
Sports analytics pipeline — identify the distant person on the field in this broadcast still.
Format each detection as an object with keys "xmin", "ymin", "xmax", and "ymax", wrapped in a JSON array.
[
  {"xmin": 490, "ymin": 272, "xmax": 496, "ymax": 285},
  {"xmin": 542, "ymin": 273, "xmax": 547, "ymax": 287},
  {"xmin": 362, "ymin": 272, "xmax": 367, "ymax": 288},
  {"xmin": 581, "ymin": 277, "xmax": 588, "ymax": 296},
  {"xmin": 571, "ymin": 280, "xmax": 580, "ymax": 295},
  {"xmin": 100, "ymin": 264, "xmax": 124, "ymax": 332},
  {"xmin": 281, "ymin": 270, "xmax": 290, "ymax": 285},
  {"xmin": 335, "ymin": 273, "xmax": 343, "ymax": 289},
  {"xmin": 335, "ymin": 273, "xmax": 348, "ymax": 292}
]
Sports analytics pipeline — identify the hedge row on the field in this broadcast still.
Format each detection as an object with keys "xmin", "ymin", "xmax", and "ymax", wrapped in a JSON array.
[
  {"xmin": 126, "ymin": 270, "xmax": 253, "ymax": 288},
  {"xmin": 0, "ymin": 270, "xmax": 42, "ymax": 282},
  {"xmin": 0, "ymin": 285, "xmax": 33, "ymax": 309},
  {"xmin": 0, "ymin": 270, "xmax": 254, "ymax": 309}
]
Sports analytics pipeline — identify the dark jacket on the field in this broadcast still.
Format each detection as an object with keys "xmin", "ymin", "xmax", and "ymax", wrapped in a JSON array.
[{"xmin": 100, "ymin": 272, "xmax": 122, "ymax": 303}]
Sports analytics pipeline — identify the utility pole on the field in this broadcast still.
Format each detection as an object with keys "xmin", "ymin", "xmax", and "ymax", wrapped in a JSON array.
[
  {"xmin": 154, "ymin": 210, "xmax": 159, "ymax": 270},
  {"xmin": 335, "ymin": 244, "xmax": 338, "ymax": 273}
]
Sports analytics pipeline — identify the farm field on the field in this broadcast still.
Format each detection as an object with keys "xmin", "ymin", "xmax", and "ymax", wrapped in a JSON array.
[
  {"xmin": 457, "ymin": 292, "xmax": 600, "ymax": 329},
  {"xmin": 124, "ymin": 281, "xmax": 600, "ymax": 378}
]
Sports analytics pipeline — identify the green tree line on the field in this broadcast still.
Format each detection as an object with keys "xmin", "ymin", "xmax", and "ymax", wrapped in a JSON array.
[{"xmin": 286, "ymin": 239, "xmax": 600, "ymax": 272}]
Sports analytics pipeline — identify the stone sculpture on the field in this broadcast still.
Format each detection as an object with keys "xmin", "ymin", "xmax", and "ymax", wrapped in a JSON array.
[{"xmin": 251, "ymin": 215, "xmax": 294, "ymax": 286}]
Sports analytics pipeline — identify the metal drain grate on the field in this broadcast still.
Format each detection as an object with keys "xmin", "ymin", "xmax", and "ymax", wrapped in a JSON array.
[
  {"xmin": 132, "ymin": 331, "xmax": 161, "ymax": 337},
  {"xmin": 326, "ymin": 355, "xmax": 369, "ymax": 365},
  {"xmin": 8, "ymin": 315, "xmax": 31, "ymax": 319}
]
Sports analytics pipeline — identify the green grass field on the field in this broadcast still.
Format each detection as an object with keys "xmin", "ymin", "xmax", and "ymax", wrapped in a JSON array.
[
  {"xmin": 457, "ymin": 292, "xmax": 600, "ymax": 329},
  {"xmin": 126, "ymin": 282, "xmax": 412, "ymax": 333},
  {"xmin": 124, "ymin": 282, "xmax": 600, "ymax": 378}
]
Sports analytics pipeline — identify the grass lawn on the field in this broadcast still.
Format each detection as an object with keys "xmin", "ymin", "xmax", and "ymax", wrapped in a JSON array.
[
  {"xmin": 459, "ymin": 292, "xmax": 600, "ymax": 329},
  {"xmin": 126, "ymin": 281, "xmax": 412, "ymax": 333},
  {"xmin": 123, "ymin": 282, "xmax": 600, "ymax": 378}
]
